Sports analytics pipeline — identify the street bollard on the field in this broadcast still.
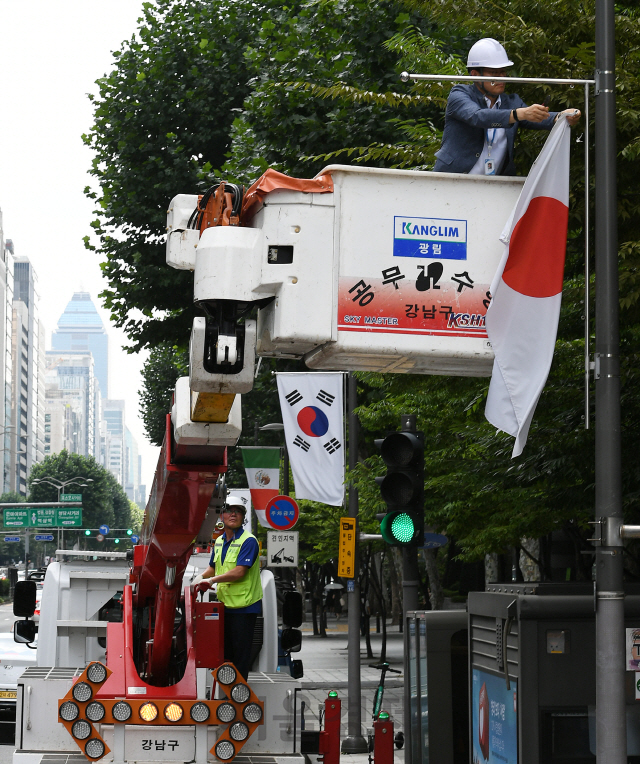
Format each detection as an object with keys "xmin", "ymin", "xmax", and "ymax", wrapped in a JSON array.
[
  {"xmin": 319, "ymin": 690, "xmax": 341, "ymax": 764},
  {"xmin": 373, "ymin": 712, "xmax": 394, "ymax": 764}
]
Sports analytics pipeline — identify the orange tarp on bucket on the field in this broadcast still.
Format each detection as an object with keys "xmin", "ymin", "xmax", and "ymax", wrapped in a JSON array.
[{"xmin": 242, "ymin": 168, "xmax": 333, "ymax": 220}]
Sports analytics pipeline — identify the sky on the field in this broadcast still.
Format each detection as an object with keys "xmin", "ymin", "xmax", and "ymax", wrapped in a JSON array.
[{"xmin": 0, "ymin": 1, "xmax": 160, "ymax": 490}]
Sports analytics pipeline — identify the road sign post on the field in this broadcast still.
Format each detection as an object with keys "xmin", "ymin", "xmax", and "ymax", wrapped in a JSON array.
[
  {"xmin": 264, "ymin": 496, "xmax": 299, "ymax": 531},
  {"xmin": 266, "ymin": 531, "xmax": 298, "ymax": 567}
]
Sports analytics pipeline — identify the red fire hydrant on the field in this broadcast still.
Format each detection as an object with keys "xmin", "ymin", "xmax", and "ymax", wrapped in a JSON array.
[
  {"xmin": 373, "ymin": 712, "xmax": 394, "ymax": 764},
  {"xmin": 319, "ymin": 691, "xmax": 341, "ymax": 764}
]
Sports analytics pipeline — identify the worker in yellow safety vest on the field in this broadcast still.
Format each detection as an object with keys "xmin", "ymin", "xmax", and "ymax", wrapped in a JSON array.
[{"xmin": 193, "ymin": 496, "xmax": 262, "ymax": 679}]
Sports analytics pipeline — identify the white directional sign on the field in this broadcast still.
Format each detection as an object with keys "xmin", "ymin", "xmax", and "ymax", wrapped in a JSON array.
[{"xmin": 266, "ymin": 531, "xmax": 298, "ymax": 567}]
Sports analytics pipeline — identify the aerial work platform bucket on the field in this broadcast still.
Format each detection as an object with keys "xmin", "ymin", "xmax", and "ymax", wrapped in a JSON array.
[{"xmin": 169, "ymin": 166, "xmax": 526, "ymax": 378}]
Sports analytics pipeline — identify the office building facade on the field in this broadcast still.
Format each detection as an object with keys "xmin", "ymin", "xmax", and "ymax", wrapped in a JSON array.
[
  {"xmin": 10, "ymin": 257, "xmax": 45, "ymax": 495},
  {"xmin": 45, "ymin": 351, "xmax": 98, "ymax": 459},
  {"xmin": 51, "ymin": 292, "xmax": 109, "ymax": 400}
]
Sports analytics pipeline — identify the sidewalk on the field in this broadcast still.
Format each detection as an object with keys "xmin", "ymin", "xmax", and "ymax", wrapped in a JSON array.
[{"xmin": 294, "ymin": 618, "xmax": 405, "ymax": 764}]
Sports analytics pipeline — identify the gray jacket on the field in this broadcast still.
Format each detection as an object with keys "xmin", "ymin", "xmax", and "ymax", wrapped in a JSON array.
[{"xmin": 434, "ymin": 85, "xmax": 556, "ymax": 176}]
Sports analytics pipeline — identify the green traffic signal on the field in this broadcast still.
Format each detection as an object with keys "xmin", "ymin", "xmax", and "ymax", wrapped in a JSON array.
[
  {"xmin": 380, "ymin": 511, "xmax": 422, "ymax": 546},
  {"xmin": 114, "ymin": 538, "xmax": 120, "ymax": 544},
  {"xmin": 127, "ymin": 529, "xmax": 133, "ymax": 535},
  {"xmin": 375, "ymin": 424, "xmax": 425, "ymax": 547},
  {"xmin": 84, "ymin": 530, "xmax": 91, "ymax": 536}
]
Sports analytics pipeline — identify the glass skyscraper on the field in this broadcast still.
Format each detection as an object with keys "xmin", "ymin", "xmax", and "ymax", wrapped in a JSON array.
[{"xmin": 51, "ymin": 292, "xmax": 109, "ymax": 399}]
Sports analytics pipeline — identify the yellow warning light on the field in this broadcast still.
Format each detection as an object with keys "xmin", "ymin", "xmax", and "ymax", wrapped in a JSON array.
[
  {"xmin": 139, "ymin": 703, "xmax": 159, "ymax": 722},
  {"xmin": 164, "ymin": 703, "xmax": 184, "ymax": 722}
]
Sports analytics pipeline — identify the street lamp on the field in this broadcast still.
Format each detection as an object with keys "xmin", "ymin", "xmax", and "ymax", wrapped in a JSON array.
[
  {"xmin": 259, "ymin": 423, "xmax": 289, "ymax": 496},
  {"xmin": 30, "ymin": 475, "xmax": 94, "ymax": 550}
]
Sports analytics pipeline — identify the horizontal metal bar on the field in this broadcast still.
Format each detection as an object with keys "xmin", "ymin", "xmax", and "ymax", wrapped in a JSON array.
[
  {"xmin": 621, "ymin": 525, "xmax": 640, "ymax": 539},
  {"xmin": 55, "ymin": 549, "xmax": 129, "ymax": 559},
  {"xmin": 401, "ymin": 72, "xmax": 595, "ymax": 86},
  {"xmin": 359, "ymin": 533, "xmax": 382, "ymax": 541}
]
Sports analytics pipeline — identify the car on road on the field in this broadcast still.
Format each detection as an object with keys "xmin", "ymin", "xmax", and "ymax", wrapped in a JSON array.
[{"xmin": 0, "ymin": 633, "xmax": 37, "ymax": 722}]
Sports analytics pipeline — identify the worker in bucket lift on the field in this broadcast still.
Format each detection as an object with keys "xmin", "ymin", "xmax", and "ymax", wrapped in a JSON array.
[
  {"xmin": 433, "ymin": 38, "xmax": 581, "ymax": 176},
  {"xmin": 192, "ymin": 495, "xmax": 262, "ymax": 680}
]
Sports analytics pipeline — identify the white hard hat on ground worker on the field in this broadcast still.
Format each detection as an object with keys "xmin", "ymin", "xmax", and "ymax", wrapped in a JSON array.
[
  {"xmin": 225, "ymin": 495, "xmax": 247, "ymax": 513},
  {"xmin": 467, "ymin": 38, "xmax": 514, "ymax": 69}
]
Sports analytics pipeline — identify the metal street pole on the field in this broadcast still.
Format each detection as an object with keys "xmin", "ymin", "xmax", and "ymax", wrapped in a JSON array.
[
  {"xmin": 341, "ymin": 372, "xmax": 368, "ymax": 754},
  {"xmin": 594, "ymin": 1, "xmax": 625, "ymax": 762},
  {"xmin": 399, "ymin": 414, "xmax": 420, "ymax": 764},
  {"xmin": 283, "ymin": 443, "xmax": 289, "ymax": 496}
]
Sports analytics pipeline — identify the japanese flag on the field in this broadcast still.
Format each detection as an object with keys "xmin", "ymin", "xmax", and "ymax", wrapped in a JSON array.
[
  {"xmin": 276, "ymin": 372, "xmax": 345, "ymax": 506},
  {"xmin": 485, "ymin": 117, "xmax": 571, "ymax": 457}
]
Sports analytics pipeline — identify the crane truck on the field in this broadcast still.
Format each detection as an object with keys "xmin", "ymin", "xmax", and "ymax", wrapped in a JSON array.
[{"xmin": 10, "ymin": 163, "xmax": 525, "ymax": 764}]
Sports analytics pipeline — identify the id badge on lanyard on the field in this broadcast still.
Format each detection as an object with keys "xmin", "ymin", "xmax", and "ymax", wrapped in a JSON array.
[{"xmin": 485, "ymin": 128, "xmax": 497, "ymax": 176}]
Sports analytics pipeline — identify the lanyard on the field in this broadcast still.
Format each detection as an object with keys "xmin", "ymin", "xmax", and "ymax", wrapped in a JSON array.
[{"xmin": 486, "ymin": 128, "xmax": 497, "ymax": 158}]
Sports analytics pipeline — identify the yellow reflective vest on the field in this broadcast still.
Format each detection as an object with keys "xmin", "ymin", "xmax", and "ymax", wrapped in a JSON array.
[{"xmin": 213, "ymin": 529, "xmax": 262, "ymax": 609}]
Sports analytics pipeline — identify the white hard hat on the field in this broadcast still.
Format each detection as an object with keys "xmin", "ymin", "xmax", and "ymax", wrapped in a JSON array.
[
  {"xmin": 225, "ymin": 495, "xmax": 247, "ymax": 513},
  {"xmin": 467, "ymin": 38, "xmax": 514, "ymax": 69}
]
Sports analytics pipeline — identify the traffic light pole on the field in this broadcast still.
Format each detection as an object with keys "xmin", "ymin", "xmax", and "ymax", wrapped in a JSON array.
[
  {"xmin": 594, "ymin": 1, "xmax": 625, "ymax": 762},
  {"xmin": 342, "ymin": 372, "xmax": 368, "ymax": 754}
]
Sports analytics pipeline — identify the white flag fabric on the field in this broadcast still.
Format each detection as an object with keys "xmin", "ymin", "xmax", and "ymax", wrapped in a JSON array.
[
  {"xmin": 276, "ymin": 372, "xmax": 345, "ymax": 506},
  {"xmin": 485, "ymin": 117, "xmax": 571, "ymax": 458}
]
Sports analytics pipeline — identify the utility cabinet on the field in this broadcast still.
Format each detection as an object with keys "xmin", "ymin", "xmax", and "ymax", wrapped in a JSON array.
[{"xmin": 468, "ymin": 583, "xmax": 640, "ymax": 764}]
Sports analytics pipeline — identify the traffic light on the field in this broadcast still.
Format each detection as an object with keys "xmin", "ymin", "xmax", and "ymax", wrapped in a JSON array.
[
  {"xmin": 126, "ymin": 529, "xmax": 133, "ymax": 536},
  {"xmin": 375, "ymin": 429, "xmax": 424, "ymax": 546},
  {"xmin": 84, "ymin": 529, "xmax": 91, "ymax": 536},
  {"xmin": 114, "ymin": 538, "xmax": 120, "ymax": 544}
]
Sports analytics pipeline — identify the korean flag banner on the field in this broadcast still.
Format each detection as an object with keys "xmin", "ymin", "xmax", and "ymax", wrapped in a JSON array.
[{"xmin": 276, "ymin": 372, "xmax": 345, "ymax": 506}]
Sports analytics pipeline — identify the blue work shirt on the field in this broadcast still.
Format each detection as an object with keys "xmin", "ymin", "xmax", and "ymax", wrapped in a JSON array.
[{"xmin": 209, "ymin": 527, "xmax": 262, "ymax": 614}]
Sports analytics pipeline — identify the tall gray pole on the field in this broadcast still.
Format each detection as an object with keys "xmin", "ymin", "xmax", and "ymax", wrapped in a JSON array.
[
  {"xmin": 594, "ymin": 1, "xmax": 625, "ymax": 762},
  {"xmin": 341, "ymin": 372, "xmax": 368, "ymax": 754}
]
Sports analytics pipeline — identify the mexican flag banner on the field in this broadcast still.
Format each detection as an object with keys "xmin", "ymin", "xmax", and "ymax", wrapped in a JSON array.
[{"xmin": 241, "ymin": 447, "xmax": 281, "ymax": 528}]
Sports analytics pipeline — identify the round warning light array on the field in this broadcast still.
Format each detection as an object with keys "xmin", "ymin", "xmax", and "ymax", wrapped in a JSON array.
[
  {"xmin": 57, "ymin": 661, "xmax": 264, "ymax": 763},
  {"xmin": 58, "ymin": 662, "xmax": 112, "ymax": 761},
  {"xmin": 209, "ymin": 663, "xmax": 265, "ymax": 762}
]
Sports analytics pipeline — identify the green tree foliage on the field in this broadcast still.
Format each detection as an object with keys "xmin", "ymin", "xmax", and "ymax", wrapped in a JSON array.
[
  {"xmin": 84, "ymin": 0, "xmax": 282, "ymax": 352},
  {"xmin": 129, "ymin": 501, "xmax": 145, "ymax": 531},
  {"xmin": 221, "ymin": 0, "xmax": 433, "ymax": 181},
  {"xmin": 139, "ymin": 343, "xmax": 188, "ymax": 445},
  {"xmin": 28, "ymin": 451, "xmax": 132, "ymax": 550},
  {"xmin": 86, "ymin": 0, "xmax": 433, "ymax": 352}
]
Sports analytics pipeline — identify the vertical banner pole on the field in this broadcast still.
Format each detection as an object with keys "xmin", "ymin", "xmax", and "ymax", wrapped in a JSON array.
[
  {"xmin": 341, "ymin": 372, "xmax": 368, "ymax": 754},
  {"xmin": 594, "ymin": 1, "xmax": 626, "ymax": 762}
]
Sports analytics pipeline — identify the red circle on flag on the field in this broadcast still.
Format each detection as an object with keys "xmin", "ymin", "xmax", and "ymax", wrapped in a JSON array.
[
  {"xmin": 265, "ymin": 495, "xmax": 299, "ymax": 530},
  {"xmin": 502, "ymin": 196, "xmax": 569, "ymax": 298}
]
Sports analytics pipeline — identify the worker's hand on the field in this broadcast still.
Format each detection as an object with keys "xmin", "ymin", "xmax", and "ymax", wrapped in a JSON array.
[
  {"xmin": 194, "ymin": 580, "xmax": 212, "ymax": 596},
  {"xmin": 518, "ymin": 103, "xmax": 551, "ymax": 123},
  {"xmin": 559, "ymin": 108, "xmax": 581, "ymax": 126},
  {"xmin": 191, "ymin": 573, "xmax": 206, "ymax": 586}
]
